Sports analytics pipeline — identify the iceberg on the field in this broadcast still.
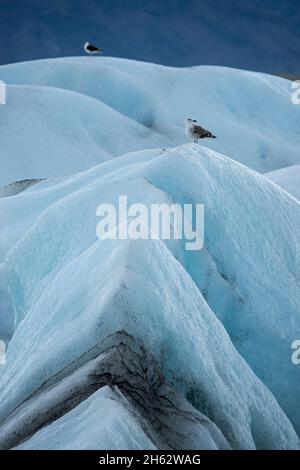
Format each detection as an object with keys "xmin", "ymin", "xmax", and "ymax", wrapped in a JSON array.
[
  {"xmin": 0, "ymin": 57, "xmax": 300, "ymax": 450},
  {"xmin": 0, "ymin": 57, "xmax": 300, "ymax": 189}
]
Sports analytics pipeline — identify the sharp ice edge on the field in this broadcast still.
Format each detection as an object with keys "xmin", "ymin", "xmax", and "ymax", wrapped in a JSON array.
[{"xmin": 0, "ymin": 331, "xmax": 230, "ymax": 450}]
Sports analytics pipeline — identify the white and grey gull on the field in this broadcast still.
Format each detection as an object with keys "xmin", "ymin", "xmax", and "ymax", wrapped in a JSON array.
[{"xmin": 185, "ymin": 118, "xmax": 216, "ymax": 143}]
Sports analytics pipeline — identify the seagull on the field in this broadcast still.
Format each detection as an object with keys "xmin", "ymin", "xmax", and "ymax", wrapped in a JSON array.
[
  {"xmin": 84, "ymin": 42, "xmax": 103, "ymax": 54},
  {"xmin": 185, "ymin": 118, "xmax": 216, "ymax": 143}
]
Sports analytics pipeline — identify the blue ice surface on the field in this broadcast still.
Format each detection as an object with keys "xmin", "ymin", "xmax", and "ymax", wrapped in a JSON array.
[
  {"xmin": 267, "ymin": 164, "xmax": 300, "ymax": 201},
  {"xmin": 0, "ymin": 57, "xmax": 300, "ymax": 190},
  {"xmin": 0, "ymin": 57, "xmax": 300, "ymax": 450},
  {"xmin": 0, "ymin": 144, "xmax": 299, "ymax": 449},
  {"xmin": 16, "ymin": 386, "xmax": 157, "ymax": 450}
]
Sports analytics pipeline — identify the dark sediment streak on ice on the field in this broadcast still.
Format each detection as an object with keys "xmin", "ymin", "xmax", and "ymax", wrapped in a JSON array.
[{"xmin": 0, "ymin": 331, "xmax": 229, "ymax": 450}]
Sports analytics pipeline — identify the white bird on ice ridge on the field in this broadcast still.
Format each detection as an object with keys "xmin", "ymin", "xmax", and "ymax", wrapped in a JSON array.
[
  {"xmin": 185, "ymin": 118, "xmax": 216, "ymax": 143},
  {"xmin": 84, "ymin": 42, "xmax": 103, "ymax": 54}
]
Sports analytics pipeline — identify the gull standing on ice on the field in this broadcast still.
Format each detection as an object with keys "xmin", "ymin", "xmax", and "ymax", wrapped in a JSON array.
[
  {"xmin": 185, "ymin": 118, "xmax": 216, "ymax": 143},
  {"xmin": 84, "ymin": 42, "xmax": 103, "ymax": 54}
]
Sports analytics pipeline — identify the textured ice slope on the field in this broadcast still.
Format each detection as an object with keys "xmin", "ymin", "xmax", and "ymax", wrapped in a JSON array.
[
  {"xmin": 16, "ymin": 386, "xmax": 157, "ymax": 451},
  {"xmin": 0, "ymin": 83, "xmax": 163, "ymax": 187},
  {"xmin": 0, "ymin": 57, "xmax": 300, "ymax": 188},
  {"xmin": 7, "ymin": 333, "xmax": 230, "ymax": 451},
  {"xmin": 0, "ymin": 145, "xmax": 299, "ymax": 449},
  {"xmin": 266, "ymin": 164, "xmax": 300, "ymax": 200},
  {"xmin": 1, "ymin": 56, "xmax": 300, "ymax": 450}
]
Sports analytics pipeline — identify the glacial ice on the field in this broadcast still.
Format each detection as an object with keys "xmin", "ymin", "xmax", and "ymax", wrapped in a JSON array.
[
  {"xmin": 0, "ymin": 144, "xmax": 299, "ymax": 449},
  {"xmin": 6, "ymin": 332, "xmax": 230, "ymax": 451},
  {"xmin": 16, "ymin": 386, "xmax": 158, "ymax": 450},
  {"xmin": 266, "ymin": 164, "xmax": 300, "ymax": 201},
  {"xmin": 0, "ymin": 57, "xmax": 300, "ymax": 189},
  {"xmin": 0, "ymin": 57, "xmax": 300, "ymax": 450}
]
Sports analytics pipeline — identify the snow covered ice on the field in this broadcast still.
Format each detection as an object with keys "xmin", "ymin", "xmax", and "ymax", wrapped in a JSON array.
[{"xmin": 0, "ymin": 57, "xmax": 300, "ymax": 450}]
